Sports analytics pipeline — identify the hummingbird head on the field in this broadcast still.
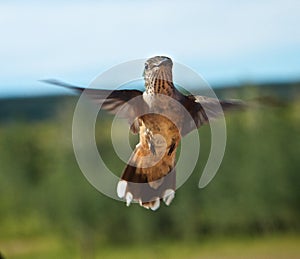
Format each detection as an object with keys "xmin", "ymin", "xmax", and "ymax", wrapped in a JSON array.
[{"xmin": 143, "ymin": 56, "xmax": 174, "ymax": 95}]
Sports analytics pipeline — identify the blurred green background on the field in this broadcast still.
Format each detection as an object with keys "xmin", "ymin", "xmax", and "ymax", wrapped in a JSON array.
[
  {"xmin": 0, "ymin": 82, "xmax": 299, "ymax": 258},
  {"xmin": 1, "ymin": 0, "xmax": 300, "ymax": 258}
]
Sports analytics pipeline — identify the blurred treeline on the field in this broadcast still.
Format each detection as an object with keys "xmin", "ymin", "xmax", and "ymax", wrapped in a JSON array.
[{"xmin": 0, "ymin": 82, "xmax": 300, "ymax": 246}]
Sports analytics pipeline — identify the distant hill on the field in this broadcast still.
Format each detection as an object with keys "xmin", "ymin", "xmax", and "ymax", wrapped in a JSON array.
[{"xmin": 0, "ymin": 95, "xmax": 77, "ymax": 123}]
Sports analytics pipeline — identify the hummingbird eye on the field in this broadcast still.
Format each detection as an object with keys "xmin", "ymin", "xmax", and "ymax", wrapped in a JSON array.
[{"xmin": 145, "ymin": 63, "xmax": 149, "ymax": 70}]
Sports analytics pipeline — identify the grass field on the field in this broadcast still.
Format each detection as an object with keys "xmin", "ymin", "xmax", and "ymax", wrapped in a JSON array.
[{"xmin": 1, "ymin": 234, "xmax": 300, "ymax": 259}]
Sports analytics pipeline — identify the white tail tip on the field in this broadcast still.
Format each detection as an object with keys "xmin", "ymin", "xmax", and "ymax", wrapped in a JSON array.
[
  {"xmin": 163, "ymin": 189, "xmax": 175, "ymax": 206},
  {"xmin": 117, "ymin": 180, "xmax": 127, "ymax": 198},
  {"xmin": 150, "ymin": 198, "xmax": 160, "ymax": 211},
  {"xmin": 125, "ymin": 192, "xmax": 133, "ymax": 207}
]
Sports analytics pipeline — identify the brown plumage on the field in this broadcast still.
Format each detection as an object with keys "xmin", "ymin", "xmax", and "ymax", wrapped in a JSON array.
[{"xmin": 41, "ymin": 55, "xmax": 245, "ymax": 210}]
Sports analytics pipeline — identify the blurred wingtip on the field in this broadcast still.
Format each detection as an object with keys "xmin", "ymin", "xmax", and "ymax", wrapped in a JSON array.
[
  {"xmin": 39, "ymin": 78, "xmax": 85, "ymax": 92},
  {"xmin": 220, "ymin": 98, "xmax": 248, "ymax": 111},
  {"xmin": 39, "ymin": 78, "xmax": 65, "ymax": 86}
]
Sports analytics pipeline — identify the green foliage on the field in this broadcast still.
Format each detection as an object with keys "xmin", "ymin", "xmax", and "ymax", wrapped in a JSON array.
[{"xmin": 0, "ymin": 87, "xmax": 299, "ymax": 252}]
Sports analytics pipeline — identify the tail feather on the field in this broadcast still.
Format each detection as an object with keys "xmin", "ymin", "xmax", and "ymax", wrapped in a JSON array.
[{"xmin": 117, "ymin": 146, "xmax": 176, "ymax": 210}]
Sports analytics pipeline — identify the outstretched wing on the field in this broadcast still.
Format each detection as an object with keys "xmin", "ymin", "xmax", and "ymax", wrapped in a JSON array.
[
  {"xmin": 40, "ymin": 79, "xmax": 146, "ymax": 133},
  {"xmin": 181, "ymin": 94, "xmax": 246, "ymax": 135}
]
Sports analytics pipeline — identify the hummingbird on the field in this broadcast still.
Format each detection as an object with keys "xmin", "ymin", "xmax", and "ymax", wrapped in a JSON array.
[{"xmin": 41, "ymin": 56, "xmax": 245, "ymax": 211}]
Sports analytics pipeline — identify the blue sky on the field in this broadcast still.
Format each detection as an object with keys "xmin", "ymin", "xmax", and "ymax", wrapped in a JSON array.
[{"xmin": 0, "ymin": 0, "xmax": 300, "ymax": 97}]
